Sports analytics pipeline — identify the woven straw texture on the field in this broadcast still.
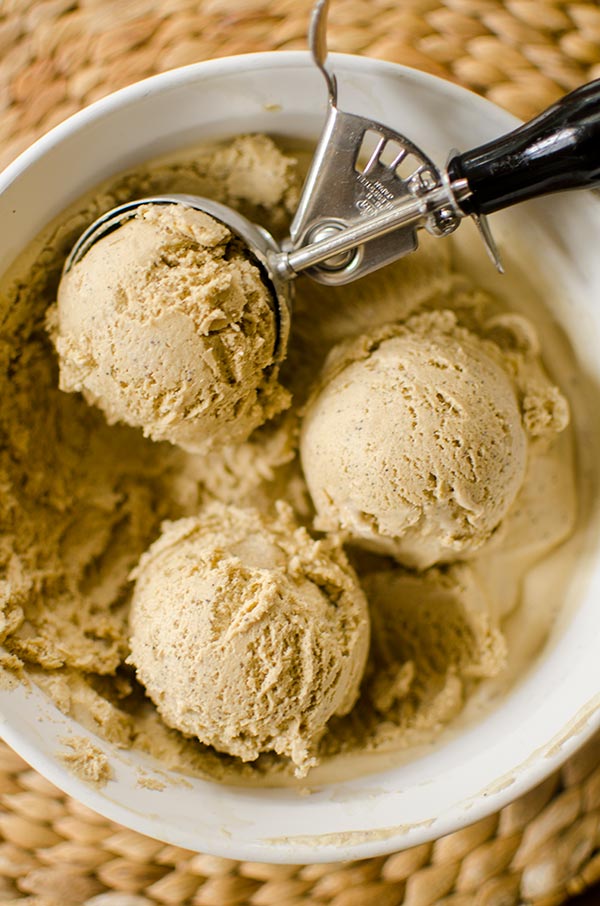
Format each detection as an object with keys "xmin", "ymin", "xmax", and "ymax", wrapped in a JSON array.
[{"xmin": 1, "ymin": 1, "xmax": 600, "ymax": 904}]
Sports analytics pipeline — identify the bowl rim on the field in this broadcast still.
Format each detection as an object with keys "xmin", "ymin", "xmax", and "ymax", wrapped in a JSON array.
[
  {"xmin": 0, "ymin": 49, "xmax": 522, "ymax": 196},
  {"xmin": 1, "ymin": 49, "xmax": 600, "ymax": 863}
]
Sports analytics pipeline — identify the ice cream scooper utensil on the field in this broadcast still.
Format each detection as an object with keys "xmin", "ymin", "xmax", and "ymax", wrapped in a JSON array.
[{"xmin": 65, "ymin": 0, "xmax": 600, "ymax": 361}]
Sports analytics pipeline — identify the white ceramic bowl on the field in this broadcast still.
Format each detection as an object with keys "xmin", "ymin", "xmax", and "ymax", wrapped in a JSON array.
[{"xmin": 1, "ymin": 52, "xmax": 600, "ymax": 864}]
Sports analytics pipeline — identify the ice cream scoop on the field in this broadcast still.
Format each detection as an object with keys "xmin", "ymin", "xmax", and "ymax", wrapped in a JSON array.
[
  {"xmin": 63, "ymin": 0, "xmax": 600, "ymax": 368},
  {"xmin": 127, "ymin": 502, "xmax": 370, "ymax": 775},
  {"xmin": 300, "ymin": 311, "xmax": 569, "ymax": 570}
]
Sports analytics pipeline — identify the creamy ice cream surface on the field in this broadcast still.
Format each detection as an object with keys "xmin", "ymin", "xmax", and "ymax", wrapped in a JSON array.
[
  {"xmin": 359, "ymin": 563, "xmax": 507, "ymax": 746},
  {"xmin": 301, "ymin": 309, "xmax": 569, "ymax": 569},
  {"xmin": 128, "ymin": 502, "xmax": 369, "ymax": 776},
  {"xmin": 0, "ymin": 134, "xmax": 581, "ymax": 785},
  {"xmin": 48, "ymin": 202, "xmax": 289, "ymax": 453}
]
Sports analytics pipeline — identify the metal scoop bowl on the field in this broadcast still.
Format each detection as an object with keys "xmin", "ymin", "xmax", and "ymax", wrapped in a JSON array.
[{"xmin": 64, "ymin": 194, "xmax": 293, "ymax": 360}]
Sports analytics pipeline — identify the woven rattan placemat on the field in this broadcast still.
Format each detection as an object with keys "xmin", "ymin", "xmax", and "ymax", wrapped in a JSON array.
[{"xmin": 1, "ymin": 2, "xmax": 600, "ymax": 904}]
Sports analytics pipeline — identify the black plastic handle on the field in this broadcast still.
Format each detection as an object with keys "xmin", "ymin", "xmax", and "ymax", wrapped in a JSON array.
[{"xmin": 447, "ymin": 79, "xmax": 600, "ymax": 216}]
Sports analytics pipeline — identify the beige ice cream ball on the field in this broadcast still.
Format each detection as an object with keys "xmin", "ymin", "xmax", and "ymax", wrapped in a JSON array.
[
  {"xmin": 300, "ymin": 309, "xmax": 569, "ymax": 570},
  {"xmin": 127, "ymin": 501, "xmax": 370, "ymax": 776},
  {"xmin": 47, "ymin": 203, "xmax": 289, "ymax": 453}
]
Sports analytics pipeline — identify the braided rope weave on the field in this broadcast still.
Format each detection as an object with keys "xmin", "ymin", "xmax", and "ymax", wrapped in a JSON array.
[
  {"xmin": 1, "ymin": 0, "xmax": 600, "ymax": 170},
  {"xmin": 0, "ymin": 734, "xmax": 598, "ymax": 906},
  {"xmin": 1, "ymin": 1, "xmax": 600, "ymax": 903}
]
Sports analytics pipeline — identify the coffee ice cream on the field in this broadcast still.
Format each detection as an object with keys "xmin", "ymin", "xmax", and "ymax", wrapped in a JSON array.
[
  {"xmin": 0, "ymin": 134, "xmax": 580, "ymax": 785},
  {"xmin": 48, "ymin": 202, "xmax": 289, "ymax": 453},
  {"xmin": 362, "ymin": 563, "xmax": 506, "ymax": 739},
  {"xmin": 301, "ymin": 309, "xmax": 569, "ymax": 569},
  {"xmin": 128, "ymin": 502, "xmax": 369, "ymax": 776}
]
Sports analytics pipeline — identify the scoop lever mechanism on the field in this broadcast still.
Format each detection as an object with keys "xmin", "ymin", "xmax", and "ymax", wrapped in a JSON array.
[
  {"xmin": 281, "ymin": 0, "xmax": 600, "ymax": 284},
  {"xmin": 282, "ymin": 0, "xmax": 500, "ymax": 284}
]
